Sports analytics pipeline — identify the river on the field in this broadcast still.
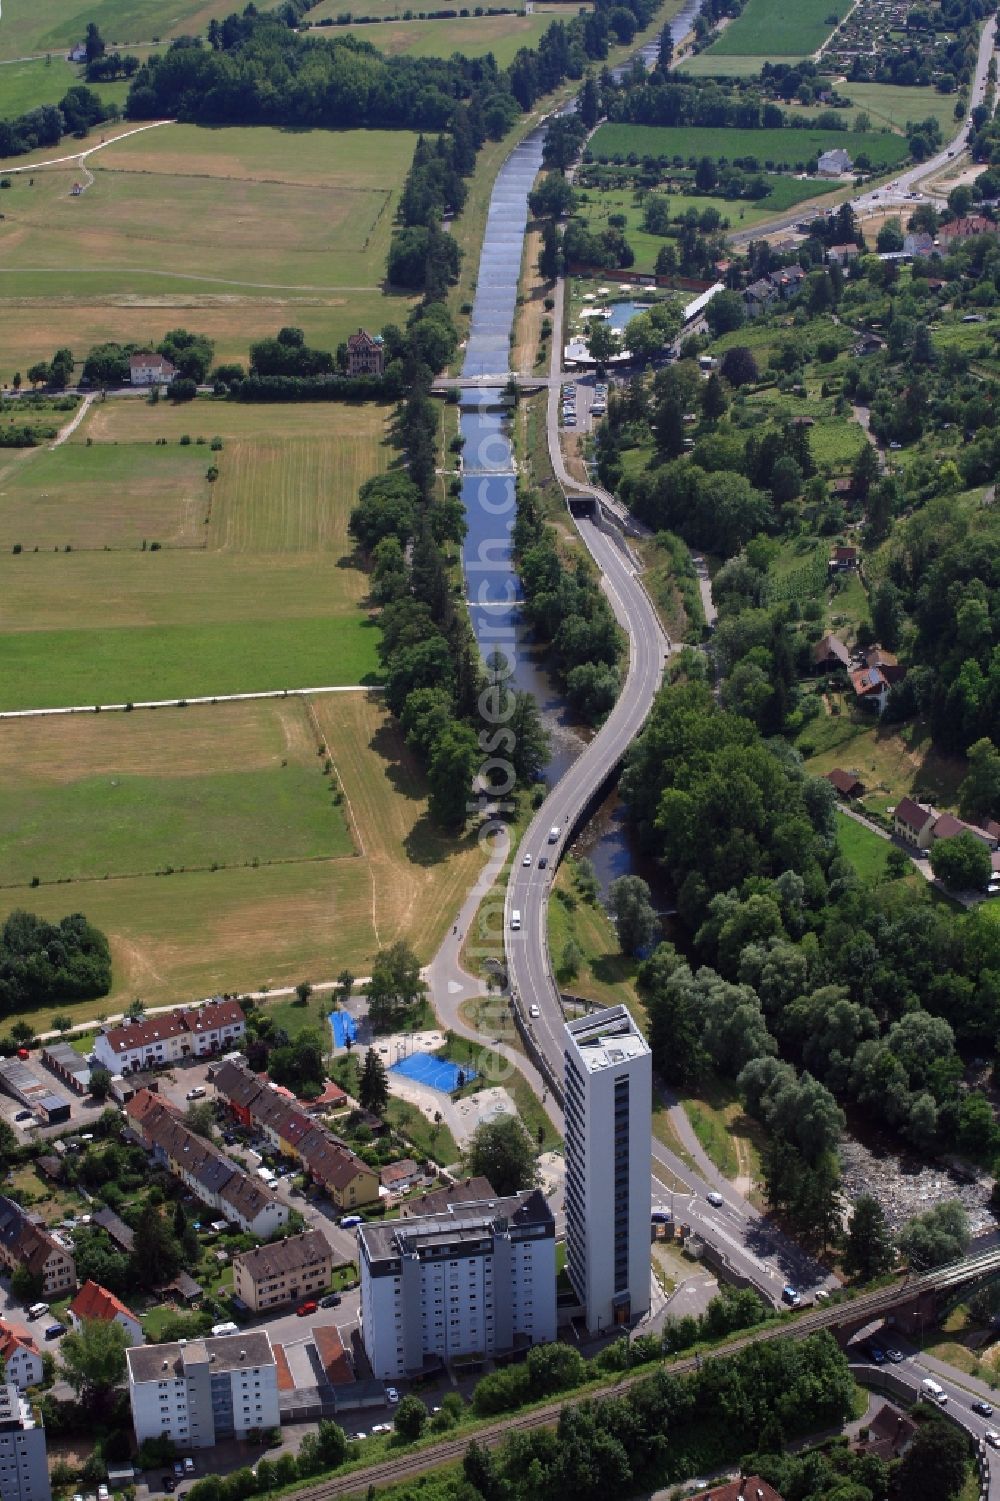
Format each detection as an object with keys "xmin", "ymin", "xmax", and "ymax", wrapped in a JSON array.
[{"xmin": 459, "ymin": 0, "xmax": 704, "ymax": 897}]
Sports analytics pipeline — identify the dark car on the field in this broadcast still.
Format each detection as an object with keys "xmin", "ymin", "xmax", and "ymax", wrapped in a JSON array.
[
  {"xmin": 162, "ymin": 1480, "xmax": 175, "ymax": 1493},
  {"xmin": 867, "ymin": 1344, "xmax": 886, "ymax": 1365},
  {"xmin": 44, "ymin": 1323, "xmax": 66, "ymax": 1339},
  {"xmin": 973, "ymin": 1400, "xmax": 994, "ymax": 1417},
  {"xmin": 320, "ymin": 1293, "xmax": 341, "ymax": 1309},
  {"xmin": 538, "ymin": 856, "xmax": 548, "ymax": 869}
]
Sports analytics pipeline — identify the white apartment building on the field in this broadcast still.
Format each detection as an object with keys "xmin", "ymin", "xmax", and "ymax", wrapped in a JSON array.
[
  {"xmin": 358, "ymin": 1188, "xmax": 556, "ymax": 1380},
  {"xmin": 126, "ymin": 1332, "xmax": 278, "ymax": 1450},
  {"xmin": 564, "ymin": 1005, "xmax": 652, "ymax": 1333},
  {"xmin": 0, "ymin": 1328, "xmax": 43, "ymax": 1393},
  {"xmin": 93, "ymin": 999, "xmax": 245, "ymax": 1075},
  {"xmin": 0, "ymin": 1382, "xmax": 50, "ymax": 1501}
]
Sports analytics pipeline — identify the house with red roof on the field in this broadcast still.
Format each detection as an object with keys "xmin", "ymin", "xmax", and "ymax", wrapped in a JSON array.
[
  {"xmin": 893, "ymin": 797, "xmax": 937, "ymax": 850},
  {"xmin": 850, "ymin": 664, "xmax": 890, "ymax": 713},
  {"xmin": 0, "ymin": 1322, "xmax": 43, "ymax": 1390},
  {"xmin": 689, "ymin": 1477, "xmax": 784, "ymax": 1501},
  {"xmin": 69, "ymin": 1280, "xmax": 144, "ymax": 1346},
  {"xmin": 93, "ymin": 998, "xmax": 245, "ymax": 1074}
]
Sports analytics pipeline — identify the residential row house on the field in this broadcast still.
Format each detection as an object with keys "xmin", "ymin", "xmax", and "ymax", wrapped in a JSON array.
[
  {"xmin": 124, "ymin": 1090, "xmax": 288, "ymax": 1238},
  {"xmin": 232, "ymin": 1229, "xmax": 333, "ymax": 1314},
  {"xmin": 894, "ymin": 797, "xmax": 1000, "ymax": 861},
  {"xmin": 93, "ymin": 999, "xmax": 246, "ymax": 1075},
  {"xmin": 212, "ymin": 1062, "xmax": 378, "ymax": 1211},
  {"xmin": 0, "ymin": 1197, "xmax": 75, "ymax": 1299}
]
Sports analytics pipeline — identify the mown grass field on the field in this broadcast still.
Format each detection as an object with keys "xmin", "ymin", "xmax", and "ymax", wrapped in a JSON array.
[
  {"xmin": 329, "ymin": 13, "xmax": 551, "ymax": 61},
  {"xmin": 678, "ymin": 51, "xmax": 797, "ymax": 76},
  {"xmin": 0, "ymin": 125, "xmax": 419, "ymax": 386},
  {"xmin": 834, "ymin": 814, "xmax": 892, "ymax": 885},
  {"xmin": 0, "ymin": 614, "xmax": 380, "ymax": 709},
  {"xmin": 0, "ymin": 697, "xmax": 352, "ymax": 885},
  {"xmin": 0, "ymin": 0, "xmax": 280, "ymax": 60},
  {"xmin": 0, "ymin": 693, "xmax": 487, "ymax": 1023},
  {"xmin": 0, "ymin": 57, "xmax": 134, "ymax": 118},
  {"xmin": 589, "ymin": 123, "xmax": 908, "ymax": 169},
  {"xmin": 831, "ymin": 82, "xmax": 961, "ymax": 136},
  {"xmin": 74, "ymin": 398, "xmax": 384, "ymax": 445},
  {"xmin": 701, "ymin": 0, "xmax": 840, "ymax": 59},
  {"xmin": 208, "ymin": 430, "xmax": 389, "ymax": 553},
  {"xmin": 800, "ymin": 714, "xmax": 966, "ymax": 818},
  {"xmin": 0, "ymin": 441, "xmax": 212, "ymax": 552}
]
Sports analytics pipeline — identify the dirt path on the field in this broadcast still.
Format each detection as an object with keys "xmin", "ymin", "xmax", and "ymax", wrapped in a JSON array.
[
  {"xmin": 0, "ymin": 685, "xmax": 384, "ymax": 720},
  {"xmin": 1, "ymin": 118, "xmax": 175, "ymax": 175},
  {"xmin": 50, "ymin": 391, "xmax": 94, "ymax": 447}
]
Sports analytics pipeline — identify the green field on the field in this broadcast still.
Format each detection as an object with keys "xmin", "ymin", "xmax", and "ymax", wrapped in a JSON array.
[
  {"xmin": 0, "ymin": 56, "xmax": 133, "ymax": 118},
  {"xmin": 577, "ymin": 178, "xmax": 839, "ymax": 269},
  {"xmin": 833, "ymin": 81, "xmax": 961, "ymax": 136},
  {"xmin": 835, "ymin": 815, "xmax": 893, "ymax": 885},
  {"xmin": 0, "ymin": 124, "xmax": 419, "ymax": 387},
  {"xmin": 0, "ymin": 616, "xmax": 380, "ymax": 709},
  {"xmin": 0, "ymin": 705, "xmax": 352, "ymax": 885},
  {"xmin": 702, "ymin": 0, "xmax": 840, "ymax": 59},
  {"xmin": 0, "ymin": 441, "xmax": 212, "ymax": 552},
  {"xmin": 0, "ymin": 693, "xmax": 487, "ymax": 1021},
  {"xmin": 589, "ymin": 123, "xmax": 909, "ymax": 169},
  {"xmin": 328, "ymin": 13, "xmax": 551, "ymax": 61},
  {"xmin": 0, "ymin": 0, "xmax": 281, "ymax": 61},
  {"xmin": 678, "ymin": 51, "xmax": 795, "ymax": 76}
]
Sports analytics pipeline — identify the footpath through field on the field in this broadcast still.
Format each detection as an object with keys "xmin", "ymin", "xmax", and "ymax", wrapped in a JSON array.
[{"xmin": 0, "ymin": 685, "xmax": 384, "ymax": 720}]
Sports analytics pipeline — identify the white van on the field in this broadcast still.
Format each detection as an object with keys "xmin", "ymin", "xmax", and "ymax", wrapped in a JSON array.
[
  {"xmin": 212, "ymin": 1321, "xmax": 239, "ymax": 1338},
  {"xmin": 921, "ymin": 1378, "xmax": 948, "ymax": 1405},
  {"xmin": 510, "ymin": 910, "xmax": 521, "ymax": 931},
  {"xmin": 548, "ymin": 826, "xmax": 560, "ymax": 843},
  {"xmin": 27, "ymin": 1304, "xmax": 49, "ymax": 1321}
]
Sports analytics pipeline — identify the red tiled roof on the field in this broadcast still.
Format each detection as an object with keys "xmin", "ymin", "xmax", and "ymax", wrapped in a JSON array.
[
  {"xmin": 312, "ymin": 1323, "xmax": 354, "ymax": 1385},
  {"xmin": 0, "ymin": 1322, "xmax": 39, "ymax": 1362},
  {"xmin": 850, "ymin": 666, "xmax": 887, "ymax": 697},
  {"xmin": 100, "ymin": 999, "xmax": 244, "ymax": 1056},
  {"xmin": 272, "ymin": 1342, "xmax": 295, "ymax": 1392},
  {"xmin": 69, "ymin": 1279, "xmax": 140, "ymax": 1327},
  {"xmin": 689, "ymin": 1477, "xmax": 784, "ymax": 1501}
]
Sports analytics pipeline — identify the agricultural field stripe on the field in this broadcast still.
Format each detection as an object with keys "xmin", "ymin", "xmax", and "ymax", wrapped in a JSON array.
[{"xmin": 0, "ymin": 684, "xmax": 384, "ymax": 720}]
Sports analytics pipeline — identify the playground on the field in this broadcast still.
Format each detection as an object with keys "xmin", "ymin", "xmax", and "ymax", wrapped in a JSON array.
[{"xmin": 390, "ymin": 1051, "xmax": 478, "ymax": 1094}]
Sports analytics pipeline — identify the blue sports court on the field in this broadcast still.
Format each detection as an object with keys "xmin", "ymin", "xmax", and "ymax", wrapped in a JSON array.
[
  {"xmin": 329, "ymin": 1010, "xmax": 357, "ymax": 1049},
  {"xmin": 389, "ymin": 1052, "xmax": 477, "ymax": 1094}
]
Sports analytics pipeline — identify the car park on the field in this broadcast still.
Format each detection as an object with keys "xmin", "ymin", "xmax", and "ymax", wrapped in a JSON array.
[{"xmin": 973, "ymin": 1400, "xmax": 994, "ymax": 1417}]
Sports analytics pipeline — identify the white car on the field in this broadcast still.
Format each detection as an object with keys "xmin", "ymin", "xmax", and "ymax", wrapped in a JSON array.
[
  {"xmin": 986, "ymin": 1430, "xmax": 1000, "ymax": 1449},
  {"xmin": 385, "ymin": 1386, "xmax": 400, "ymax": 1404},
  {"xmin": 523, "ymin": 853, "xmax": 532, "ymax": 866},
  {"xmin": 529, "ymin": 1004, "xmax": 540, "ymax": 1018},
  {"xmin": 371, "ymin": 1423, "xmax": 392, "ymax": 1435},
  {"xmin": 706, "ymin": 1191, "xmax": 724, "ymax": 1207}
]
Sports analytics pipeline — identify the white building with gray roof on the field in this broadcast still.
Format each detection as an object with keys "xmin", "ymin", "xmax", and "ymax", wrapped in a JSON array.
[
  {"xmin": 0, "ymin": 1381, "xmax": 50, "ymax": 1501},
  {"xmin": 358, "ymin": 1189, "xmax": 556, "ymax": 1380},
  {"xmin": 126, "ymin": 1331, "xmax": 278, "ymax": 1449}
]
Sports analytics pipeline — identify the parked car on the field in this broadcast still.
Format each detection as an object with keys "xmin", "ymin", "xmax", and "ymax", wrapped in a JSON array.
[
  {"xmin": 973, "ymin": 1400, "xmax": 994, "ymax": 1417},
  {"xmin": 183, "ymin": 1459, "xmax": 195, "ymax": 1475},
  {"xmin": 186, "ymin": 1087, "xmax": 206, "ymax": 1101},
  {"xmin": 27, "ymin": 1303, "xmax": 49, "ymax": 1321},
  {"xmin": 44, "ymin": 1323, "xmax": 65, "ymax": 1339},
  {"xmin": 340, "ymin": 1214, "xmax": 363, "ymax": 1228},
  {"xmin": 651, "ymin": 1209, "xmax": 672, "ymax": 1224},
  {"xmin": 162, "ymin": 1478, "xmax": 175, "ymax": 1493},
  {"xmin": 297, "ymin": 1300, "xmax": 318, "ymax": 1317},
  {"xmin": 353, "ymin": 1432, "xmax": 367, "ymax": 1441},
  {"xmin": 98, "ymin": 1485, "xmax": 110, "ymax": 1500},
  {"xmin": 174, "ymin": 1463, "xmax": 185, "ymax": 1478},
  {"xmin": 320, "ymin": 1293, "xmax": 341, "ymax": 1309},
  {"xmin": 371, "ymin": 1424, "xmax": 392, "ymax": 1435},
  {"xmin": 385, "ymin": 1386, "xmax": 400, "ymax": 1404},
  {"xmin": 14, "ymin": 1110, "xmax": 32, "ymax": 1122}
]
